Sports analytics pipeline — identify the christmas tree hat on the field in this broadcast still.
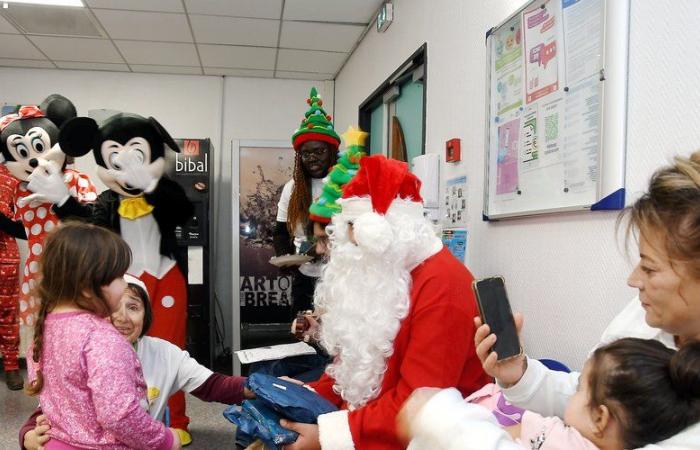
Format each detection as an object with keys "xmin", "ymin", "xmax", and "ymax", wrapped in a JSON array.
[
  {"xmin": 309, "ymin": 126, "xmax": 368, "ymax": 223},
  {"xmin": 291, "ymin": 87, "xmax": 341, "ymax": 151}
]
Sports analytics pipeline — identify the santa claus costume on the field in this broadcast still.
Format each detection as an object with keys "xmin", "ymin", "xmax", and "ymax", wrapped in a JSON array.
[{"xmin": 306, "ymin": 155, "xmax": 490, "ymax": 450}]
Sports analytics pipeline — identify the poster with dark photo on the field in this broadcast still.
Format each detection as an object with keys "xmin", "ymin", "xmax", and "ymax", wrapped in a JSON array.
[{"xmin": 239, "ymin": 146, "xmax": 295, "ymax": 324}]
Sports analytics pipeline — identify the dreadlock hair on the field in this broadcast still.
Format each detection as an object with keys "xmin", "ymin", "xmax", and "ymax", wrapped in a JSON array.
[
  {"xmin": 26, "ymin": 222, "xmax": 131, "ymax": 396},
  {"xmin": 287, "ymin": 150, "xmax": 311, "ymax": 235}
]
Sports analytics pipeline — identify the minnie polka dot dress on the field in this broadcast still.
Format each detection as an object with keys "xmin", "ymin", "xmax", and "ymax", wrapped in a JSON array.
[{"xmin": 14, "ymin": 169, "xmax": 97, "ymax": 326}]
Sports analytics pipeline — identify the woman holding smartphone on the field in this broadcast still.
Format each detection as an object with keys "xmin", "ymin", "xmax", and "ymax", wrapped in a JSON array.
[{"xmin": 470, "ymin": 151, "xmax": 700, "ymax": 447}]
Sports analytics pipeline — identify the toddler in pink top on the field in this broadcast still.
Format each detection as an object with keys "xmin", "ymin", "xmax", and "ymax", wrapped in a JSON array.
[
  {"xmin": 402, "ymin": 338, "xmax": 700, "ymax": 449},
  {"xmin": 26, "ymin": 222, "xmax": 180, "ymax": 450}
]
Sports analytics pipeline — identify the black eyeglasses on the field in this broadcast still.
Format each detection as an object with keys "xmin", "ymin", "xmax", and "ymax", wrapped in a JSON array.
[{"xmin": 300, "ymin": 148, "xmax": 329, "ymax": 160}]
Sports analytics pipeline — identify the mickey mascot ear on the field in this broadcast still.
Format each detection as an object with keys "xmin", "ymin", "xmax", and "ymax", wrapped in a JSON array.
[
  {"xmin": 148, "ymin": 117, "xmax": 180, "ymax": 153},
  {"xmin": 40, "ymin": 94, "xmax": 77, "ymax": 128},
  {"xmin": 59, "ymin": 117, "xmax": 99, "ymax": 157}
]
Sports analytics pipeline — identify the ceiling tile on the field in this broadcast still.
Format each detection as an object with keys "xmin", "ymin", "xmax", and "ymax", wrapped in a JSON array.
[
  {"xmin": 0, "ymin": 35, "xmax": 45, "ymax": 60},
  {"xmin": 190, "ymin": 15, "xmax": 278, "ymax": 47},
  {"xmin": 0, "ymin": 15, "xmax": 20, "ymax": 33},
  {"xmin": 275, "ymin": 71, "xmax": 334, "ymax": 81},
  {"xmin": 3, "ymin": 4, "xmax": 103, "ymax": 37},
  {"xmin": 30, "ymin": 36, "xmax": 123, "ymax": 63},
  {"xmin": 283, "ymin": 0, "xmax": 383, "ymax": 23},
  {"xmin": 184, "ymin": 0, "xmax": 282, "ymax": 19},
  {"xmin": 276, "ymin": 49, "xmax": 347, "ymax": 74},
  {"xmin": 280, "ymin": 21, "xmax": 364, "ymax": 52},
  {"xmin": 198, "ymin": 44, "xmax": 276, "ymax": 70},
  {"xmin": 85, "ymin": 0, "xmax": 184, "ymax": 13},
  {"xmin": 131, "ymin": 64, "xmax": 202, "ymax": 75},
  {"xmin": 204, "ymin": 67, "xmax": 273, "ymax": 78},
  {"xmin": 115, "ymin": 41, "xmax": 199, "ymax": 66},
  {"xmin": 55, "ymin": 61, "xmax": 130, "ymax": 71},
  {"xmin": 0, "ymin": 58, "xmax": 53, "ymax": 69},
  {"xmin": 93, "ymin": 10, "xmax": 192, "ymax": 42}
]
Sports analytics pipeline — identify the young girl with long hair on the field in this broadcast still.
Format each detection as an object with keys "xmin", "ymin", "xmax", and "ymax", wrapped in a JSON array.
[{"xmin": 25, "ymin": 222, "xmax": 180, "ymax": 450}]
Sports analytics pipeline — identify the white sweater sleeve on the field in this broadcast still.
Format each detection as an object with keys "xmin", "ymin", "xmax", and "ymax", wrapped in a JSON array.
[
  {"xmin": 501, "ymin": 358, "xmax": 579, "ymax": 418},
  {"xmin": 409, "ymin": 388, "xmax": 522, "ymax": 450},
  {"xmin": 501, "ymin": 297, "xmax": 658, "ymax": 419},
  {"xmin": 276, "ymin": 179, "xmax": 294, "ymax": 222}
]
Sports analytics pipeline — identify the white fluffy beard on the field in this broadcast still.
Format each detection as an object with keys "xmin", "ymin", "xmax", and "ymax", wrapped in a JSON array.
[{"xmin": 314, "ymin": 204, "xmax": 441, "ymax": 409}]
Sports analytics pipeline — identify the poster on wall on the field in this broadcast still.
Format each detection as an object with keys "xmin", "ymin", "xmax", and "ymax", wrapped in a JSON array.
[
  {"xmin": 484, "ymin": 0, "xmax": 628, "ymax": 219},
  {"xmin": 238, "ymin": 146, "xmax": 295, "ymax": 324},
  {"xmin": 445, "ymin": 175, "xmax": 468, "ymax": 227}
]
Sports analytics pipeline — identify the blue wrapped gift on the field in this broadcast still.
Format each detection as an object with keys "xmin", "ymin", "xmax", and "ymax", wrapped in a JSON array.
[{"xmin": 223, "ymin": 373, "xmax": 339, "ymax": 448}]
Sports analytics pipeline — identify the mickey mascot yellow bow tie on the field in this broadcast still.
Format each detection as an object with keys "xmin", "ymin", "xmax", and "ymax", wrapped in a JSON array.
[{"xmin": 118, "ymin": 196, "xmax": 154, "ymax": 220}]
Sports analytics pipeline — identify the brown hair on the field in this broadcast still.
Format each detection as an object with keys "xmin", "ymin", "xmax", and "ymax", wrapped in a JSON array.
[
  {"xmin": 26, "ymin": 222, "xmax": 131, "ymax": 396},
  {"xmin": 586, "ymin": 338, "xmax": 700, "ymax": 448},
  {"xmin": 620, "ymin": 151, "xmax": 700, "ymax": 277}
]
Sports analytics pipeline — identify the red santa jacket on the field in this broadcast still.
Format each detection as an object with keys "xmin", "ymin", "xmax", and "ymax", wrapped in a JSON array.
[{"xmin": 310, "ymin": 246, "xmax": 491, "ymax": 450}]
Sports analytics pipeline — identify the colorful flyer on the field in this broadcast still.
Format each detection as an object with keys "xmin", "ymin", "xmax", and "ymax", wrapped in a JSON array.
[
  {"xmin": 493, "ymin": 15, "xmax": 524, "ymax": 116},
  {"xmin": 523, "ymin": 0, "xmax": 559, "ymax": 104},
  {"xmin": 520, "ymin": 106, "xmax": 538, "ymax": 167},
  {"xmin": 496, "ymin": 118, "xmax": 520, "ymax": 194},
  {"xmin": 441, "ymin": 229, "xmax": 467, "ymax": 262}
]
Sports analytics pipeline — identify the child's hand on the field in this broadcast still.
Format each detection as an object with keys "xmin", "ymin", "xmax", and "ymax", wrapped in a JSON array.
[
  {"xmin": 24, "ymin": 416, "xmax": 51, "ymax": 450},
  {"xmin": 168, "ymin": 428, "xmax": 182, "ymax": 450},
  {"xmin": 474, "ymin": 313, "xmax": 527, "ymax": 387},
  {"xmin": 396, "ymin": 387, "xmax": 442, "ymax": 445}
]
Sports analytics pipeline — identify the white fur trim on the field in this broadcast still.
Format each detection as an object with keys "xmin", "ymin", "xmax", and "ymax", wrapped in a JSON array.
[
  {"xmin": 338, "ymin": 196, "xmax": 424, "ymax": 221},
  {"xmin": 124, "ymin": 274, "xmax": 149, "ymax": 300},
  {"xmin": 352, "ymin": 212, "xmax": 392, "ymax": 255},
  {"xmin": 318, "ymin": 410, "xmax": 355, "ymax": 450}
]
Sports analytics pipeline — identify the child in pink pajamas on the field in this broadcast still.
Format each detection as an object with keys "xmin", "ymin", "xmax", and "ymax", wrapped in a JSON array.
[{"xmin": 26, "ymin": 222, "xmax": 180, "ymax": 450}]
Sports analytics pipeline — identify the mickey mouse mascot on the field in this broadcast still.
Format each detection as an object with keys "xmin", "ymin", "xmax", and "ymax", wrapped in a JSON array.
[{"xmin": 26, "ymin": 112, "xmax": 195, "ymax": 443}]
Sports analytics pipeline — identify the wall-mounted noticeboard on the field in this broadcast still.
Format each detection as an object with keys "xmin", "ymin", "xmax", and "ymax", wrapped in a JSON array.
[{"xmin": 483, "ymin": 0, "xmax": 629, "ymax": 220}]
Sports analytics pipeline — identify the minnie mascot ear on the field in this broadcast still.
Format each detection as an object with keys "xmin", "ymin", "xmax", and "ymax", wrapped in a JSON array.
[
  {"xmin": 0, "ymin": 94, "xmax": 97, "ymax": 329},
  {"xmin": 32, "ymin": 112, "xmax": 194, "ymax": 435}
]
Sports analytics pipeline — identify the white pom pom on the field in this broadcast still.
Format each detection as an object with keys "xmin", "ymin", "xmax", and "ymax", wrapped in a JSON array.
[{"xmin": 352, "ymin": 212, "xmax": 393, "ymax": 255}]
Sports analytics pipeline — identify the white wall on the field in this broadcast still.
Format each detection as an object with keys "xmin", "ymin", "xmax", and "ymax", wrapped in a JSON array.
[{"xmin": 334, "ymin": 0, "xmax": 700, "ymax": 369}]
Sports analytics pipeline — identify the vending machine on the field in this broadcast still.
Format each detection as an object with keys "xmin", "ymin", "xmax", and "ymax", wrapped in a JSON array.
[{"xmin": 165, "ymin": 138, "xmax": 213, "ymax": 368}]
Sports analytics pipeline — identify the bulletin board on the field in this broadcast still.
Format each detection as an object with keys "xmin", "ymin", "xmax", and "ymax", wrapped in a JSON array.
[{"xmin": 483, "ymin": 0, "xmax": 629, "ymax": 220}]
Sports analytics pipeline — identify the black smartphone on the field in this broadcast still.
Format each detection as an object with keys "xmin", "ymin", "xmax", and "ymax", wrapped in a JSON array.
[{"xmin": 473, "ymin": 277, "xmax": 521, "ymax": 361}]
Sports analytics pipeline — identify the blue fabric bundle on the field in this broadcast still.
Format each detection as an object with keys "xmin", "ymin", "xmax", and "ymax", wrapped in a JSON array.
[{"xmin": 223, "ymin": 373, "xmax": 339, "ymax": 449}]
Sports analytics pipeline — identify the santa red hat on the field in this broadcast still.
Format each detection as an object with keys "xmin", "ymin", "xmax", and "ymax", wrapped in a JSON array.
[{"xmin": 338, "ymin": 155, "xmax": 425, "ymax": 254}]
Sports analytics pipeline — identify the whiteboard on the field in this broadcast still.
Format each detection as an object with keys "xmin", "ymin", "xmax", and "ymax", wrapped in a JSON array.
[{"xmin": 483, "ymin": 0, "xmax": 629, "ymax": 220}]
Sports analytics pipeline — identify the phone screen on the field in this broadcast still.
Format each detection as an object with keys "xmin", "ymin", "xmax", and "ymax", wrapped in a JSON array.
[{"xmin": 474, "ymin": 277, "xmax": 521, "ymax": 360}]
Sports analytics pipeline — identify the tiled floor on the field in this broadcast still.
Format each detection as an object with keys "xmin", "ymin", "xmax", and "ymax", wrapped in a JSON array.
[{"xmin": 1, "ymin": 370, "xmax": 237, "ymax": 449}]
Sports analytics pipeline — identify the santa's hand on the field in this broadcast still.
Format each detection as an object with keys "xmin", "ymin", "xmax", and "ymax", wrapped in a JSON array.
[
  {"xmin": 280, "ymin": 420, "xmax": 320, "ymax": 450},
  {"xmin": 23, "ymin": 160, "xmax": 70, "ymax": 207},
  {"xmin": 108, "ymin": 151, "xmax": 158, "ymax": 193}
]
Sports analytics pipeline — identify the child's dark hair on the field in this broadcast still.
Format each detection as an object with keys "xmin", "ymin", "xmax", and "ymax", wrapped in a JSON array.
[
  {"xmin": 587, "ymin": 338, "xmax": 700, "ymax": 448},
  {"xmin": 26, "ymin": 222, "xmax": 131, "ymax": 396},
  {"xmin": 125, "ymin": 283, "xmax": 152, "ymax": 338}
]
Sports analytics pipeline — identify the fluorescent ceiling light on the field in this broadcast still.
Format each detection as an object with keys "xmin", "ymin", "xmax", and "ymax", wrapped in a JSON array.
[{"xmin": 2, "ymin": 0, "xmax": 84, "ymax": 6}]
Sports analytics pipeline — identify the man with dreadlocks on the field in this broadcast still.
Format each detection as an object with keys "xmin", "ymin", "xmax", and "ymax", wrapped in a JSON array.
[{"xmin": 273, "ymin": 87, "xmax": 339, "ymax": 317}]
